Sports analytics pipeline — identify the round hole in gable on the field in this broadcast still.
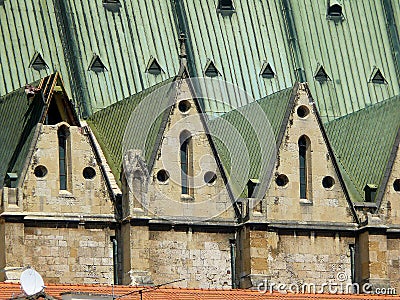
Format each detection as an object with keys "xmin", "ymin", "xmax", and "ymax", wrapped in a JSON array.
[
  {"xmin": 178, "ymin": 100, "xmax": 191, "ymax": 113},
  {"xmin": 297, "ymin": 105, "xmax": 310, "ymax": 118},
  {"xmin": 275, "ymin": 174, "xmax": 289, "ymax": 187},
  {"xmin": 204, "ymin": 171, "xmax": 217, "ymax": 185},
  {"xmin": 34, "ymin": 165, "xmax": 48, "ymax": 178},
  {"xmin": 83, "ymin": 167, "xmax": 96, "ymax": 179},
  {"xmin": 394, "ymin": 179, "xmax": 400, "ymax": 192},
  {"xmin": 157, "ymin": 169, "xmax": 170, "ymax": 183},
  {"xmin": 322, "ymin": 176, "xmax": 335, "ymax": 189}
]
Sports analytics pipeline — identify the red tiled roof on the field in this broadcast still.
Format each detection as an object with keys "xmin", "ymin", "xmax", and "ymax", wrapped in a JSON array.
[{"xmin": 0, "ymin": 282, "xmax": 399, "ymax": 300}]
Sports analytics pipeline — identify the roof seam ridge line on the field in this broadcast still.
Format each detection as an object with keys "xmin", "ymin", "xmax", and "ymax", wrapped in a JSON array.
[
  {"xmin": 83, "ymin": 123, "xmax": 122, "ymax": 197},
  {"xmin": 309, "ymin": 84, "xmax": 360, "ymax": 224},
  {"xmin": 375, "ymin": 124, "xmax": 400, "ymax": 211}
]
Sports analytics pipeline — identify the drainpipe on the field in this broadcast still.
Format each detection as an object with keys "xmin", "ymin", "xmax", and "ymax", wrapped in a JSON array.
[
  {"xmin": 229, "ymin": 238, "xmax": 237, "ymax": 288},
  {"xmin": 112, "ymin": 237, "xmax": 119, "ymax": 285},
  {"xmin": 281, "ymin": 0, "xmax": 306, "ymax": 82},
  {"xmin": 349, "ymin": 244, "xmax": 355, "ymax": 284}
]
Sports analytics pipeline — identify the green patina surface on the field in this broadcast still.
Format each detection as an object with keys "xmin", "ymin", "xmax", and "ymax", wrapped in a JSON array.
[
  {"xmin": 206, "ymin": 87, "xmax": 294, "ymax": 197},
  {"xmin": 325, "ymin": 95, "xmax": 400, "ymax": 202},
  {"xmin": 87, "ymin": 77, "xmax": 175, "ymax": 186},
  {"xmin": 0, "ymin": 81, "xmax": 44, "ymax": 188},
  {"xmin": 2, "ymin": 0, "xmax": 400, "ymax": 122}
]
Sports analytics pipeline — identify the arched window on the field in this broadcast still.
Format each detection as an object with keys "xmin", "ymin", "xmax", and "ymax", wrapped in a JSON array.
[
  {"xmin": 58, "ymin": 126, "xmax": 69, "ymax": 190},
  {"xmin": 180, "ymin": 131, "xmax": 193, "ymax": 196},
  {"xmin": 299, "ymin": 135, "xmax": 312, "ymax": 199}
]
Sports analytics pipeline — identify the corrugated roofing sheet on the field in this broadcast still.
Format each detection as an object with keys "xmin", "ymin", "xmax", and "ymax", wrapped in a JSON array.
[{"xmin": 325, "ymin": 94, "xmax": 400, "ymax": 202}]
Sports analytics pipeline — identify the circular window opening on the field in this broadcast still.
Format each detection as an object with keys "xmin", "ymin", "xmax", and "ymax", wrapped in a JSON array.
[
  {"xmin": 275, "ymin": 174, "xmax": 289, "ymax": 187},
  {"xmin": 204, "ymin": 171, "xmax": 217, "ymax": 185},
  {"xmin": 394, "ymin": 179, "xmax": 400, "ymax": 192},
  {"xmin": 297, "ymin": 105, "xmax": 310, "ymax": 118},
  {"xmin": 34, "ymin": 165, "xmax": 48, "ymax": 178},
  {"xmin": 178, "ymin": 100, "xmax": 191, "ymax": 113},
  {"xmin": 83, "ymin": 167, "xmax": 96, "ymax": 179},
  {"xmin": 157, "ymin": 169, "xmax": 170, "ymax": 182},
  {"xmin": 322, "ymin": 176, "xmax": 335, "ymax": 189}
]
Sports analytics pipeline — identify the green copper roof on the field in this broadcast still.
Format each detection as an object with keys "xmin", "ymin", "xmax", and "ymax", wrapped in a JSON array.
[
  {"xmin": 0, "ymin": 80, "xmax": 44, "ymax": 188},
  {"xmin": 2, "ymin": 0, "xmax": 400, "ymax": 123},
  {"xmin": 87, "ymin": 77, "xmax": 175, "ymax": 186},
  {"xmin": 325, "ymin": 94, "xmax": 400, "ymax": 203},
  {"xmin": 288, "ymin": 0, "xmax": 400, "ymax": 122},
  {"xmin": 207, "ymin": 86, "xmax": 295, "ymax": 197},
  {"xmin": 0, "ymin": 0, "xmax": 179, "ymax": 116},
  {"xmin": 181, "ymin": 0, "xmax": 296, "ymax": 115},
  {"xmin": 0, "ymin": 2, "xmax": 71, "ymax": 102}
]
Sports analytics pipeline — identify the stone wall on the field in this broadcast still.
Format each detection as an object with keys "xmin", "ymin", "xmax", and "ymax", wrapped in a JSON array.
[
  {"xmin": 23, "ymin": 124, "xmax": 113, "ymax": 215},
  {"xmin": 239, "ymin": 228, "xmax": 354, "ymax": 291},
  {"xmin": 387, "ymin": 236, "xmax": 400, "ymax": 291},
  {"xmin": 264, "ymin": 86, "xmax": 354, "ymax": 223},
  {"xmin": 122, "ymin": 225, "xmax": 234, "ymax": 289},
  {"xmin": 2, "ymin": 223, "xmax": 115, "ymax": 284}
]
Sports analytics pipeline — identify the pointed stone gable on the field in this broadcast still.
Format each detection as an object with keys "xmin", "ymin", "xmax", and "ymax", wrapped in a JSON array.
[
  {"xmin": 149, "ymin": 79, "xmax": 234, "ymax": 221},
  {"xmin": 265, "ymin": 84, "xmax": 355, "ymax": 223},
  {"xmin": 379, "ymin": 135, "xmax": 400, "ymax": 225}
]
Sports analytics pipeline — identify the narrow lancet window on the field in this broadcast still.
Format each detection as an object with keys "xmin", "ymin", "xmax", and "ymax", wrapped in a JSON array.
[
  {"xmin": 180, "ymin": 131, "xmax": 193, "ymax": 196},
  {"xmin": 58, "ymin": 126, "xmax": 69, "ymax": 190},
  {"xmin": 299, "ymin": 135, "xmax": 311, "ymax": 199}
]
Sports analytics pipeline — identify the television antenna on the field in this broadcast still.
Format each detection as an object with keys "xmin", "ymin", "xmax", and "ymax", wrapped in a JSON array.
[{"xmin": 20, "ymin": 268, "xmax": 45, "ymax": 296}]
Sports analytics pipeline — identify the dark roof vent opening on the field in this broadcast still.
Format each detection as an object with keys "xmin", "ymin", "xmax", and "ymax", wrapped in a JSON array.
[
  {"xmin": 327, "ymin": 1, "xmax": 344, "ymax": 21},
  {"xmin": 314, "ymin": 65, "xmax": 331, "ymax": 83},
  {"xmin": 5, "ymin": 173, "xmax": 18, "ymax": 188},
  {"xmin": 217, "ymin": 0, "xmax": 234, "ymax": 13},
  {"xmin": 29, "ymin": 52, "xmax": 48, "ymax": 71},
  {"xmin": 204, "ymin": 60, "xmax": 221, "ymax": 78},
  {"xmin": 89, "ymin": 55, "xmax": 107, "ymax": 73},
  {"xmin": 364, "ymin": 184, "xmax": 378, "ymax": 202},
  {"xmin": 146, "ymin": 57, "xmax": 164, "ymax": 75},
  {"xmin": 370, "ymin": 68, "xmax": 387, "ymax": 84},
  {"xmin": 260, "ymin": 62, "xmax": 275, "ymax": 79},
  {"xmin": 102, "ymin": 0, "xmax": 121, "ymax": 12}
]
